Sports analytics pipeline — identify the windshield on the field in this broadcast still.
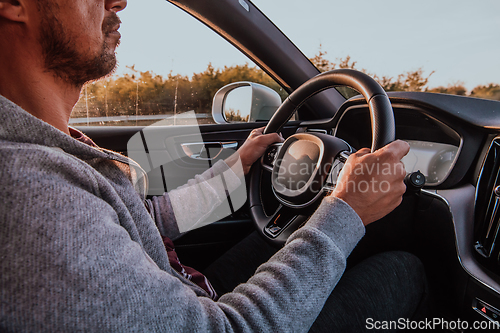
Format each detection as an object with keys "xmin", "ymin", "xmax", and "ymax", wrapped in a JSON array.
[
  {"xmin": 251, "ymin": 0, "xmax": 499, "ymax": 101},
  {"xmin": 71, "ymin": 0, "xmax": 499, "ymax": 127}
]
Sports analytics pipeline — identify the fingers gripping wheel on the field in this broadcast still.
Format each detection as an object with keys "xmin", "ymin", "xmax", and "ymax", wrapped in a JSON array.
[{"xmin": 251, "ymin": 69, "xmax": 396, "ymax": 247}]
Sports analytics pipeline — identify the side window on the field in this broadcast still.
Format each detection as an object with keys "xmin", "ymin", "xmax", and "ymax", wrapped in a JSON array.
[{"xmin": 70, "ymin": 0, "xmax": 287, "ymax": 127}]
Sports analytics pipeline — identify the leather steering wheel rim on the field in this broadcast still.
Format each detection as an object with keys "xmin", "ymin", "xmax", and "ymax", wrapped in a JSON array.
[
  {"xmin": 264, "ymin": 69, "xmax": 395, "ymax": 152},
  {"xmin": 250, "ymin": 69, "xmax": 396, "ymax": 247}
]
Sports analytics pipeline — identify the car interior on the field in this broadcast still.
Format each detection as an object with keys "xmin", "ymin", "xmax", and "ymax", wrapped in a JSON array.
[{"xmin": 75, "ymin": 0, "xmax": 500, "ymax": 328}]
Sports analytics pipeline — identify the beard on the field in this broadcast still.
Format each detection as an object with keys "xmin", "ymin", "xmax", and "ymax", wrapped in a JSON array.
[{"xmin": 38, "ymin": 7, "xmax": 121, "ymax": 87}]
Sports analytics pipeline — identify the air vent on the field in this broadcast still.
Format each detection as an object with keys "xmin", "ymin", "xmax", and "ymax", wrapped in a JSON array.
[{"xmin": 474, "ymin": 139, "xmax": 500, "ymax": 273}]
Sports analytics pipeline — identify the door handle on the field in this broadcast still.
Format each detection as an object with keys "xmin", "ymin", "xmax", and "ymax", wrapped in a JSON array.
[{"xmin": 181, "ymin": 141, "xmax": 238, "ymax": 160}]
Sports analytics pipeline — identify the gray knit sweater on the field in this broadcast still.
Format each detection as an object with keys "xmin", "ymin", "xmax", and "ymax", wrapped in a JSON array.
[{"xmin": 0, "ymin": 95, "xmax": 365, "ymax": 332}]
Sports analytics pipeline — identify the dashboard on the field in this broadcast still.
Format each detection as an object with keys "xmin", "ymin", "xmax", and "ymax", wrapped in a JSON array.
[
  {"xmin": 309, "ymin": 92, "xmax": 500, "ymax": 325},
  {"xmin": 333, "ymin": 104, "xmax": 462, "ymax": 187}
]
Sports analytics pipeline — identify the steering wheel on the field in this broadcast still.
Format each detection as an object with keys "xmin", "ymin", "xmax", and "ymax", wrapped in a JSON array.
[{"xmin": 249, "ymin": 69, "xmax": 396, "ymax": 247}]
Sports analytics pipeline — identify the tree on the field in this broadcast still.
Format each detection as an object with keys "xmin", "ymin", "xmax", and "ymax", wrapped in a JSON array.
[
  {"xmin": 72, "ymin": 52, "xmax": 500, "ymax": 123},
  {"xmin": 309, "ymin": 49, "xmax": 434, "ymax": 93},
  {"xmin": 309, "ymin": 47, "xmax": 336, "ymax": 72},
  {"xmin": 72, "ymin": 63, "xmax": 287, "ymax": 121},
  {"xmin": 378, "ymin": 69, "xmax": 434, "ymax": 92},
  {"xmin": 225, "ymin": 109, "xmax": 249, "ymax": 122},
  {"xmin": 471, "ymin": 84, "xmax": 500, "ymax": 101},
  {"xmin": 427, "ymin": 82, "xmax": 467, "ymax": 96}
]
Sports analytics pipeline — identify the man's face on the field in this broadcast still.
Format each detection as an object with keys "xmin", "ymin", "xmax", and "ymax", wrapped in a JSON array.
[{"xmin": 36, "ymin": 0, "xmax": 125, "ymax": 87}]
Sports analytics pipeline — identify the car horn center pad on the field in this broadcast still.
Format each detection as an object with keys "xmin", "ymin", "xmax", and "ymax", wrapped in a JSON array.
[{"xmin": 271, "ymin": 132, "xmax": 349, "ymax": 208}]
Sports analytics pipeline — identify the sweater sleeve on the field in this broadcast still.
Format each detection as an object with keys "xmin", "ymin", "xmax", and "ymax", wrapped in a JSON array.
[
  {"xmin": 1, "ymin": 145, "xmax": 365, "ymax": 333},
  {"xmin": 214, "ymin": 195, "xmax": 365, "ymax": 332},
  {"xmin": 147, "ymin": 159, "xmax": 244, "ymax": 239}
]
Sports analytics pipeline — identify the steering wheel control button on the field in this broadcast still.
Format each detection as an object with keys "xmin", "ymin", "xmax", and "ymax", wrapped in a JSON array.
[
  {"xmin": 264, "ymin": 212, "xmax": 297, "ymax": 238},
  {"xmin": 261, "ymin": 143, "xmax": 282, "ymax": 171},
  {"xmin": 267, "ymin": 150, "xmax": 276, "ymax": 162},
  {"xmin": 325, "ymin": 159, "xmax": 345, "ymax": 190},
  {"xmin": 338, "ymin": 151, "xmax": 350, "ymax": 163},
  {"xmin": 268, "ymin": 226, "xmax": 281, "ymax": 235}
]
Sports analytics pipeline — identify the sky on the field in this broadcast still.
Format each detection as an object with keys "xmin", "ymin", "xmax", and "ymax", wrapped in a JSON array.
[{"xmin": 116, "ymin": 0, "xmax": 499, "ymax": 91}]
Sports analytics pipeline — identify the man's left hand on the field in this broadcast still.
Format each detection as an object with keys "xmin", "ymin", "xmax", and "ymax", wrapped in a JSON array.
[{"xmin": 234, "ymin": 127, "xmax": 284, "ymax": 175}]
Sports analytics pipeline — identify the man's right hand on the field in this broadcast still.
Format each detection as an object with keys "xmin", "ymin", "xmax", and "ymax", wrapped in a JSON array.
[{"xmin": 332, "ymin": 140, "xmax": 410, "ymax": 226}]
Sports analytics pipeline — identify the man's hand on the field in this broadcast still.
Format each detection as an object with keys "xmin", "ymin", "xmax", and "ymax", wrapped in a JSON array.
[
  {"xmin": 227, "ymin": 127, "xmax": 284, "ymax": 175},
  {"xmin": 332, "ymin": 140, "xmax": 410, "ymax": 226}
]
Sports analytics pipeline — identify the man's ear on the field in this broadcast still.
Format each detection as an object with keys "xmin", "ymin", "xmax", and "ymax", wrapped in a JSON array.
[{"xmin": 0, "ymin": 0, "xmax": 27, "ymax": 23}]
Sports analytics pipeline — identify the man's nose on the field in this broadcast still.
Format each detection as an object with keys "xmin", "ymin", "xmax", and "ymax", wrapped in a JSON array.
[{"xmin": 106, "ymin": 0, "xmax": 127, "ymax": 13}]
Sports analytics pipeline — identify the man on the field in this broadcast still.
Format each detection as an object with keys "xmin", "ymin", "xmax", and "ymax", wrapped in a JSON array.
[{"xmin": 0, "ymin": 0, "xmax": 426, "ymax": 331}]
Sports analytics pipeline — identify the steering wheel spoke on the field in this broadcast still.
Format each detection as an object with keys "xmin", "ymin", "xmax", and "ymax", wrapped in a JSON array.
[
  {"xmin": 251, "ymin": 203, "xmax": 309, "ymax": 243},
  {"xmin": 323, "ymin": 151, "xmax": 351, "ymax": 192}
]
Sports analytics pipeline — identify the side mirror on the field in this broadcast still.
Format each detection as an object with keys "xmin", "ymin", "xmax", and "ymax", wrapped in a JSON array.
[{"xmin": 212, "ymin": 82, "xmax": 282, "ymax": 124}]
